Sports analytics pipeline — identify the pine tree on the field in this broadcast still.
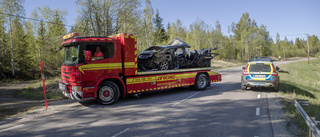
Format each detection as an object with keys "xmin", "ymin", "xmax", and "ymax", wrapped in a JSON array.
[
  {"xmin": 152, "ymin": 9, "xmax": 168, "ymax": 45},
  {"xmin": 24, "ymin": 21, "xmax": 37, "ymax": 71},
  {"xmin": 47, "ymin": 10, "xmax": 67, "ymax": 69},
  {"xmin": 37, "ymin": 20, "xmax": 46, "ymax": 62}
]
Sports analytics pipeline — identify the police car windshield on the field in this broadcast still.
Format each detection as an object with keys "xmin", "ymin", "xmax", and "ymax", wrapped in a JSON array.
[{"xmin": 249, "ymin": 63, "xmax": 271, "ymax": 72}]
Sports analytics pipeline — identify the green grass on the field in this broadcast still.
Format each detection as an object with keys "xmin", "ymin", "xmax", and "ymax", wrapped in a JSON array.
[
  {"xmin": 18, "ymin": 77, "xmax": 65, "ymax": 100},
  {"xmin": 279, "ymin": 58, "xmax": 320, "ymax": 136}
]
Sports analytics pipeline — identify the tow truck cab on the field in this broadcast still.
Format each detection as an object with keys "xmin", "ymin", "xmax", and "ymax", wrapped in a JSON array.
[{"xmin": 59, "ymin": 33, "xmax": 134, "ymax": 102}]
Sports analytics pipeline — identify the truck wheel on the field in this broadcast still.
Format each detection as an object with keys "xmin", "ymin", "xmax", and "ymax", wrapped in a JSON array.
[
  {"xmin": 192, "ymin": 73, "xmax": 209, "ymax": 91},
  {"xmin": 97, "ymin": 81, "xmax": 120, "ymax": 105},
  {"xmin": 158, "ymin": 61, "xmax": 169, "ymax": 70}
]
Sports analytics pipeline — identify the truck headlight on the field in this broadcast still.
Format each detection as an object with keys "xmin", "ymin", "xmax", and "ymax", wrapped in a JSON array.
[{"xmin": 72, "ymin": 86, "xmax": 82, "ymax": 91}]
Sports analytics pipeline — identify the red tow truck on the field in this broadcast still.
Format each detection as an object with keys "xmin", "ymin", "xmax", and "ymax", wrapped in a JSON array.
[{"xmin": 59, "ymin": 33, "xmax": 221, "ymax": 104}]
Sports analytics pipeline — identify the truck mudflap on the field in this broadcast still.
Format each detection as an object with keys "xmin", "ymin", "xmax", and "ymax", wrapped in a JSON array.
[{"xmin": 208, "ymin": 71, "xmax": 222, "ymax": 83}]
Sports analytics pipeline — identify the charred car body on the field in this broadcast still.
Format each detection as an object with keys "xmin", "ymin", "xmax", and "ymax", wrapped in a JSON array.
[{"xmin": 138, "ymin": 38, "xmax": 218, "ymax": 71}]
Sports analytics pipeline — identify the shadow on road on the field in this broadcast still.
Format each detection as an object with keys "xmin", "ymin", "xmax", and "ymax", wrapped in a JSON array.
[{"xmin": 78, "ymin": 82, "xmax": 243, "ymax": 107}]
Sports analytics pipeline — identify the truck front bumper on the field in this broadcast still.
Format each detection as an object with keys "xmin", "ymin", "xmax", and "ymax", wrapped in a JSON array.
[
  {"xmin": 59, "ymin": 81, "xmax": 84, "ymax": 101},
  {"xmin": 62, "ymin": 89, "xmax": 83, "ymax": 101}
]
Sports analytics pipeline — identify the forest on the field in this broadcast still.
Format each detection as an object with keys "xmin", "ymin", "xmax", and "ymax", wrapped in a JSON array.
[{"xmin": 0, "ymin": 0, "xmax": 319, "ymax": 80}]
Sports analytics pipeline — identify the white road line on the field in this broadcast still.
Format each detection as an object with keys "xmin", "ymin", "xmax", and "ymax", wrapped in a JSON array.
[
  {"xmin": 257, "ymin": 94, "xmax": 260, "ymax": 99},
  {"xmin": 254, "ymin": 136, "xmax": 259, "ymax": 137},
  {"xmin": 256, "ymin": 108, "xmax": 260, "ymax": 116},
  {"xmin": 0, "ymin": 124, "xmax": 24, "ymax": 133},
  {"xmin": 171, "ymin": 91, "xmax": 201, "ymax": 107},
  {"xmin": 112, "ymin": 128, "xmax": 129, "ymax": 137}
]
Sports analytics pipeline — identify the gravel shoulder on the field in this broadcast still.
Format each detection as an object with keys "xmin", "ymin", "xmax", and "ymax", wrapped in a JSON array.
[{"xmin": 268, "ymin": 93, "xmax": 300, "ymax": 137}]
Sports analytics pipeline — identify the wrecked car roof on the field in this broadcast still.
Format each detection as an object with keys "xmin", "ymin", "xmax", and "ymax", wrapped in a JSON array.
[
  {"xmin": 141, "ymin": 38, "xmax": 191, "ymax": 52},
  {"xmin": 152, "ymin": 38, "xmax": 191, "ymax": 49},
  {"xmin": 167, "ymin": 38, "xmax": 191, "ymax": 48}
]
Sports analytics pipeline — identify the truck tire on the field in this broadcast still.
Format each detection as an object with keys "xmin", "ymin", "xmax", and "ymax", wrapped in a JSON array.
[
  {"xmin": 97, "ymin": 81, "xmax": 120, "ymax": 105},
  {"xmin": 158, "ymin": 61, "xmax": 169, "ymax": 70},
  {"xmin": 192, "ymin": 73, "xmax": 209, "ymax": 91}
]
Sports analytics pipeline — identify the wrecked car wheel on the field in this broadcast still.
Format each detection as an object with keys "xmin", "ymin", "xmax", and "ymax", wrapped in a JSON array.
[{"xmin": 158, "ymin": 61, "xmax": 170, "ymax": 70}]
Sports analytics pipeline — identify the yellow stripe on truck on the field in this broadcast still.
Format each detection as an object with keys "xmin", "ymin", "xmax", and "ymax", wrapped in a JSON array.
[
  {"xmin": 124, "ymin": 62, "xmax": 136, "ymax": 68},
  {"xmin": 78, "ymin": 63, "xmax": 122, "ymax": 74}
]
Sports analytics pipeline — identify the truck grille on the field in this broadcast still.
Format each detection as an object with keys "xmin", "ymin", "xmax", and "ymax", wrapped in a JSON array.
[
  {"xmin": 62, "ymin": 66, "xmax": 72, "ymax": 80},
  {"xmin": 63, "ymin": 72, "xmax": 70, "ymax": 75}
]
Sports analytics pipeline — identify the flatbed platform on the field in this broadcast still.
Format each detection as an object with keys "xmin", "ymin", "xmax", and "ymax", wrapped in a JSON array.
[{"xmin": 137, "ymin": 67, "xmax": 213, "ymax": 75}]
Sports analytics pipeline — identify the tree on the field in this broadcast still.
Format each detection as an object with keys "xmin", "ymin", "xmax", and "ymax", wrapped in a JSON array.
[
  {"xmin": 1, "ymin": 0, "xmax": 25, "ymax": 76},
  {"xmin": 308, "ymin": 35, "xmax": 319, "ymax": 56},
  {"xmin": 152, "ymin": 9, "xmax": 168, "ymax": 45},
  {"xmin": 24, "ymin": 21, "xmax": 37, "ymax": 70},
  {"xmin": 36, "ymin": 20, "xmax": 46, "ymax": 62},
  {"xmin": 47, "ymin": 10, "xmax": 67, "ymax": 69},
  {"xmin": 117, "ymin": 0, "xmax": 141, "ymax": 33},
  {"xmin": 75, "ymin": 0, "xmax": 139, "ymax": 36},
  {"xmin": 142, "ymin": 0, "xmax": 154, "ymax": 48},
  {"xmin": 0, "ymin": 8, "xmax": 7, "ymax": 78},
  {"xmin": 230, "ymin": 13, "xmax": 272, "ymax": 60},
  {"xmin": 189, "ymin": 18, "xmax": 208, "ymax": 50},
  {"xmin": 167, "ymin": 19, "xmax": 186, "ymax": 44},
  {"xmin": 11, "ymin": 17, "xmax": 27, "ymax": 72}
]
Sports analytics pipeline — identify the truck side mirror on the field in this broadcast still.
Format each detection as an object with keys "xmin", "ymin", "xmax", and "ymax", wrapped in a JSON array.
[
  {"xmin": 276, "ymin": 66, "xmax": 280, "ymax": 71},
  {"xmin": 242, "ymin": 67, "xmax": 246, "ymax": 70},
  {"xmin": 85, "ymin": 50, "xmax": 92, "ymax": 63}
]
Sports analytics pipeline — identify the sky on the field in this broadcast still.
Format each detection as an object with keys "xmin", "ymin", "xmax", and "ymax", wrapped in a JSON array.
[{"xmin": 24, "ymin": 0, "xmax": 320, "ymax": 42}]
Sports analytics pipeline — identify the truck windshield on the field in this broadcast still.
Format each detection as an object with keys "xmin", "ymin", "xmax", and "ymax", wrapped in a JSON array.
[{"xmin": 63, "ymin": 45, "xmax": 81, "ymax": 66}]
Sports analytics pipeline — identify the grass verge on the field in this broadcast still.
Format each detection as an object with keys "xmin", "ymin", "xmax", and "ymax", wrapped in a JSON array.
[
  {"xmin": 17, "ymin": 77, "xmax": 65, "ymax": 100},
  {"xmin": 279, "ymin": 58, "xmax": 320, "ymax": 136}
]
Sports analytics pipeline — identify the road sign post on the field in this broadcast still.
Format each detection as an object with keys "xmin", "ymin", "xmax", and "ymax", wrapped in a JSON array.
[{"xmin": 40, "ymin": 61, "xmax": 48, "ymax": 109}]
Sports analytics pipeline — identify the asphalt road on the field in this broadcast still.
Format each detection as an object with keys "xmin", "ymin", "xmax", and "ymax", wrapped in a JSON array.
[{"xmin": 0, "ymin": 59, "xmax": 308, "ymax": 137}]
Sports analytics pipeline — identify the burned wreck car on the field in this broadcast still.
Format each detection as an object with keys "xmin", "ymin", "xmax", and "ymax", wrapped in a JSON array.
[{"xmin": 138, "ymin": 38, "xmax": 219, "ymax": 71}]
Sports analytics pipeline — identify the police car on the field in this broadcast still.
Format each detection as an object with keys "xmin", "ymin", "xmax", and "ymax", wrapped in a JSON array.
[{"xmin": 241, "ymin": 58, "xmax": 280, "ymax": 91}]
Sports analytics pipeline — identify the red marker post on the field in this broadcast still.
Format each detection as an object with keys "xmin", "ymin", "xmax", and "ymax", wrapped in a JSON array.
[{"xmin": 40, "ymin": 61, "xmax": 48, "ymax": 109}]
